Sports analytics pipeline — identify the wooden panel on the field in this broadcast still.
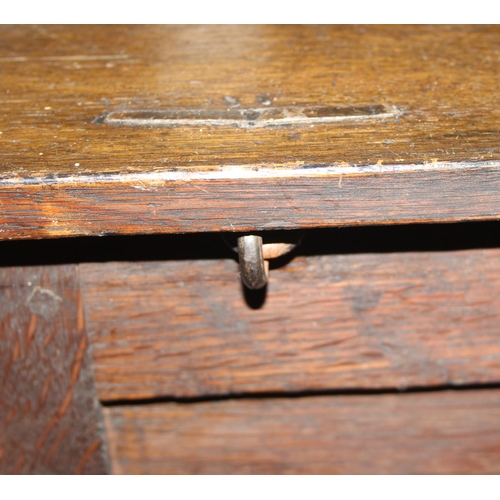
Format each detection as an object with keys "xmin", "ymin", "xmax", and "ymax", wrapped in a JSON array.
[
  {"xmin": 1, "ymin": 25, "xmax": 500, "ymax": 239},
  {"xmin": 0, "ymin": 265, "xmax": 109, "ymax": 474},
  {"xmin": 82, "ymin": 248, "xmax": 500, "ymax": 401},
  {"xmin": 5, "ymin": 166, "xmax": 500, "ymax": 240},
  {"xmin": 104, "ymin": 389, "xmax": 500, "ymax": 474}
]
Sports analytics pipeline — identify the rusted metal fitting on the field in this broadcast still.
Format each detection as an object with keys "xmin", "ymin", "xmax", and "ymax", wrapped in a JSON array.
[
  {"xmin": 237, "ymin": 235, "xmax": 268, "ymax": 289},
  {"xmin": 224, "ymin": 230, "xmax": 303, "ymax": 290}
]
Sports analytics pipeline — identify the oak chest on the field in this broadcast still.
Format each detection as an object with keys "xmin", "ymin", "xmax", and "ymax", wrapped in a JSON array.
[{"xmin": 1, "ymin": 24, "xmax": 500, "ymax": 474}]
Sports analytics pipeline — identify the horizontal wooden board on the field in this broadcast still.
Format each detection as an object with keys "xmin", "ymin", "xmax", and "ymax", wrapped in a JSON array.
[
  {"xmin": 1, "ymin": 25, "xmax": 500, "ymax": 238},
  {"xmin": 5, "ymin": 164, "xmax": 500, "ymax": 239},
  {"xmin": 2, "ymin": 25, "xmax": 499, "ymax": 177},
  {"xmin": 104, "ymin": 389, "xmax": 500, "ymax": 474},
  {"xmin": 82, "ymin": 248, "xmax": 500, "ymax": 401},
  {"xmin": 0, "ymin": 265, "xmax": 109, "ymax": 474}
]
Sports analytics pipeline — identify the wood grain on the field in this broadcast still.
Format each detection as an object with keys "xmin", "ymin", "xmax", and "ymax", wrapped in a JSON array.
[
  {"xmin": 0, "ymin": 265, "xmax": 109, "ymax": 474},
  {"xmin": 104, "ymin": 389, "xmax": 500, "ymax": 474},
  {"xmin": 1, "ymin": 25, "xmax": 500, "ymax": 239},
  {"xmin": 5, "ymin": 165, "xmax": 500, "ymax": 240},
  {"xmin": 82, "ymin": 248, "xmax": 500, "ymax": 401}
]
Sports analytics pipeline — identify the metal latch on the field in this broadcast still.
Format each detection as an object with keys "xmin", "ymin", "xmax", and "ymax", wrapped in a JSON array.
[{"xmin": 224, "ymin": 231, "xmax": 303, "ymax": 289}]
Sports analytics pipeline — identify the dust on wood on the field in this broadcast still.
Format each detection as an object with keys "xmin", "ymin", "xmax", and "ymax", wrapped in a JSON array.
[{"xmin": 0, "ymin": 265, "xmax": 110, "ymax": 474}]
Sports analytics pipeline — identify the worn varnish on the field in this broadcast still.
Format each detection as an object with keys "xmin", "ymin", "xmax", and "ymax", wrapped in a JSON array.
[
  {"xmin": 82, "ymin": 248, "xmax": 500, "ymax": 401},
  {"xmin": 104, "ymin": 389, "xmax": 500, "ymax": 474},
  {"xmin": 6, "ymin": 166, "xmax": 500, "ymax": 239},
  {"xmin": 1, "ymin": 25, "xmax": 500, "ymax": 239},
  {"xmin": 3, "ymin": 25, "xmax": 500, "ymax": 475},
  {"xmin": 0, "ymin": 265, "xmax": 109, "ymax": 474}
]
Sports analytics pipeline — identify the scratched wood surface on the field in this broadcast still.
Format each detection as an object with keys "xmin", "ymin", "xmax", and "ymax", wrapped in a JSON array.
[
  {"xmin": 104, "ymin": 388, "xmax": 500, "ymax": 474},
  {"xmin": 1, "ymin": 25, "xmax": 500, "ymax": 239},
  {"xmin": 0, "ymin": 265, "xmax": 109, "ymax": 474},
  {"xmin": 82, "ymin": 248, "xmax": 500, "ymax": 401}
]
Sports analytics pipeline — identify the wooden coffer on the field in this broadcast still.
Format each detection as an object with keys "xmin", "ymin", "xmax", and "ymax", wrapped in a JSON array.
[{"xmin": 2, "ymin": 25, "xmax": 500, "ymax": 474}]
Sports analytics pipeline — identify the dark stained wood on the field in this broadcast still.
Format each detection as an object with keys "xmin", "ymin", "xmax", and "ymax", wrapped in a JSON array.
[
  {"xmin": 82, "ymin": 248, "xmax": 500, "ymax": 401},
  {"xmin": 6, "ymin": 166, "xmax": 500, "ymax": 239},
  {"xmin": 104, "ymin": 389, "xmax": 500, "ymax": 474},
  {"xmin": 4, "ymin": 25, "xmax": 500, "ymax": 475},
  {"xmin": 0, "ymin": 265, "xmax": 110, "ymax": 474},
  {"xmin": 1, "ymin": 25, "xmax": 499, "ymax": 175},
  {"xmin": 1, "ymin": 25, "xmax": 500, "ymax": 239}
]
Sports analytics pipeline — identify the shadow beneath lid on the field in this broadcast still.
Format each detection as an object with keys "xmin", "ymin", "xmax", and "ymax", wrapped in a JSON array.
[{"xmin": 1, "ymin": 221, "xmax": 500, "ymax": 268}]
